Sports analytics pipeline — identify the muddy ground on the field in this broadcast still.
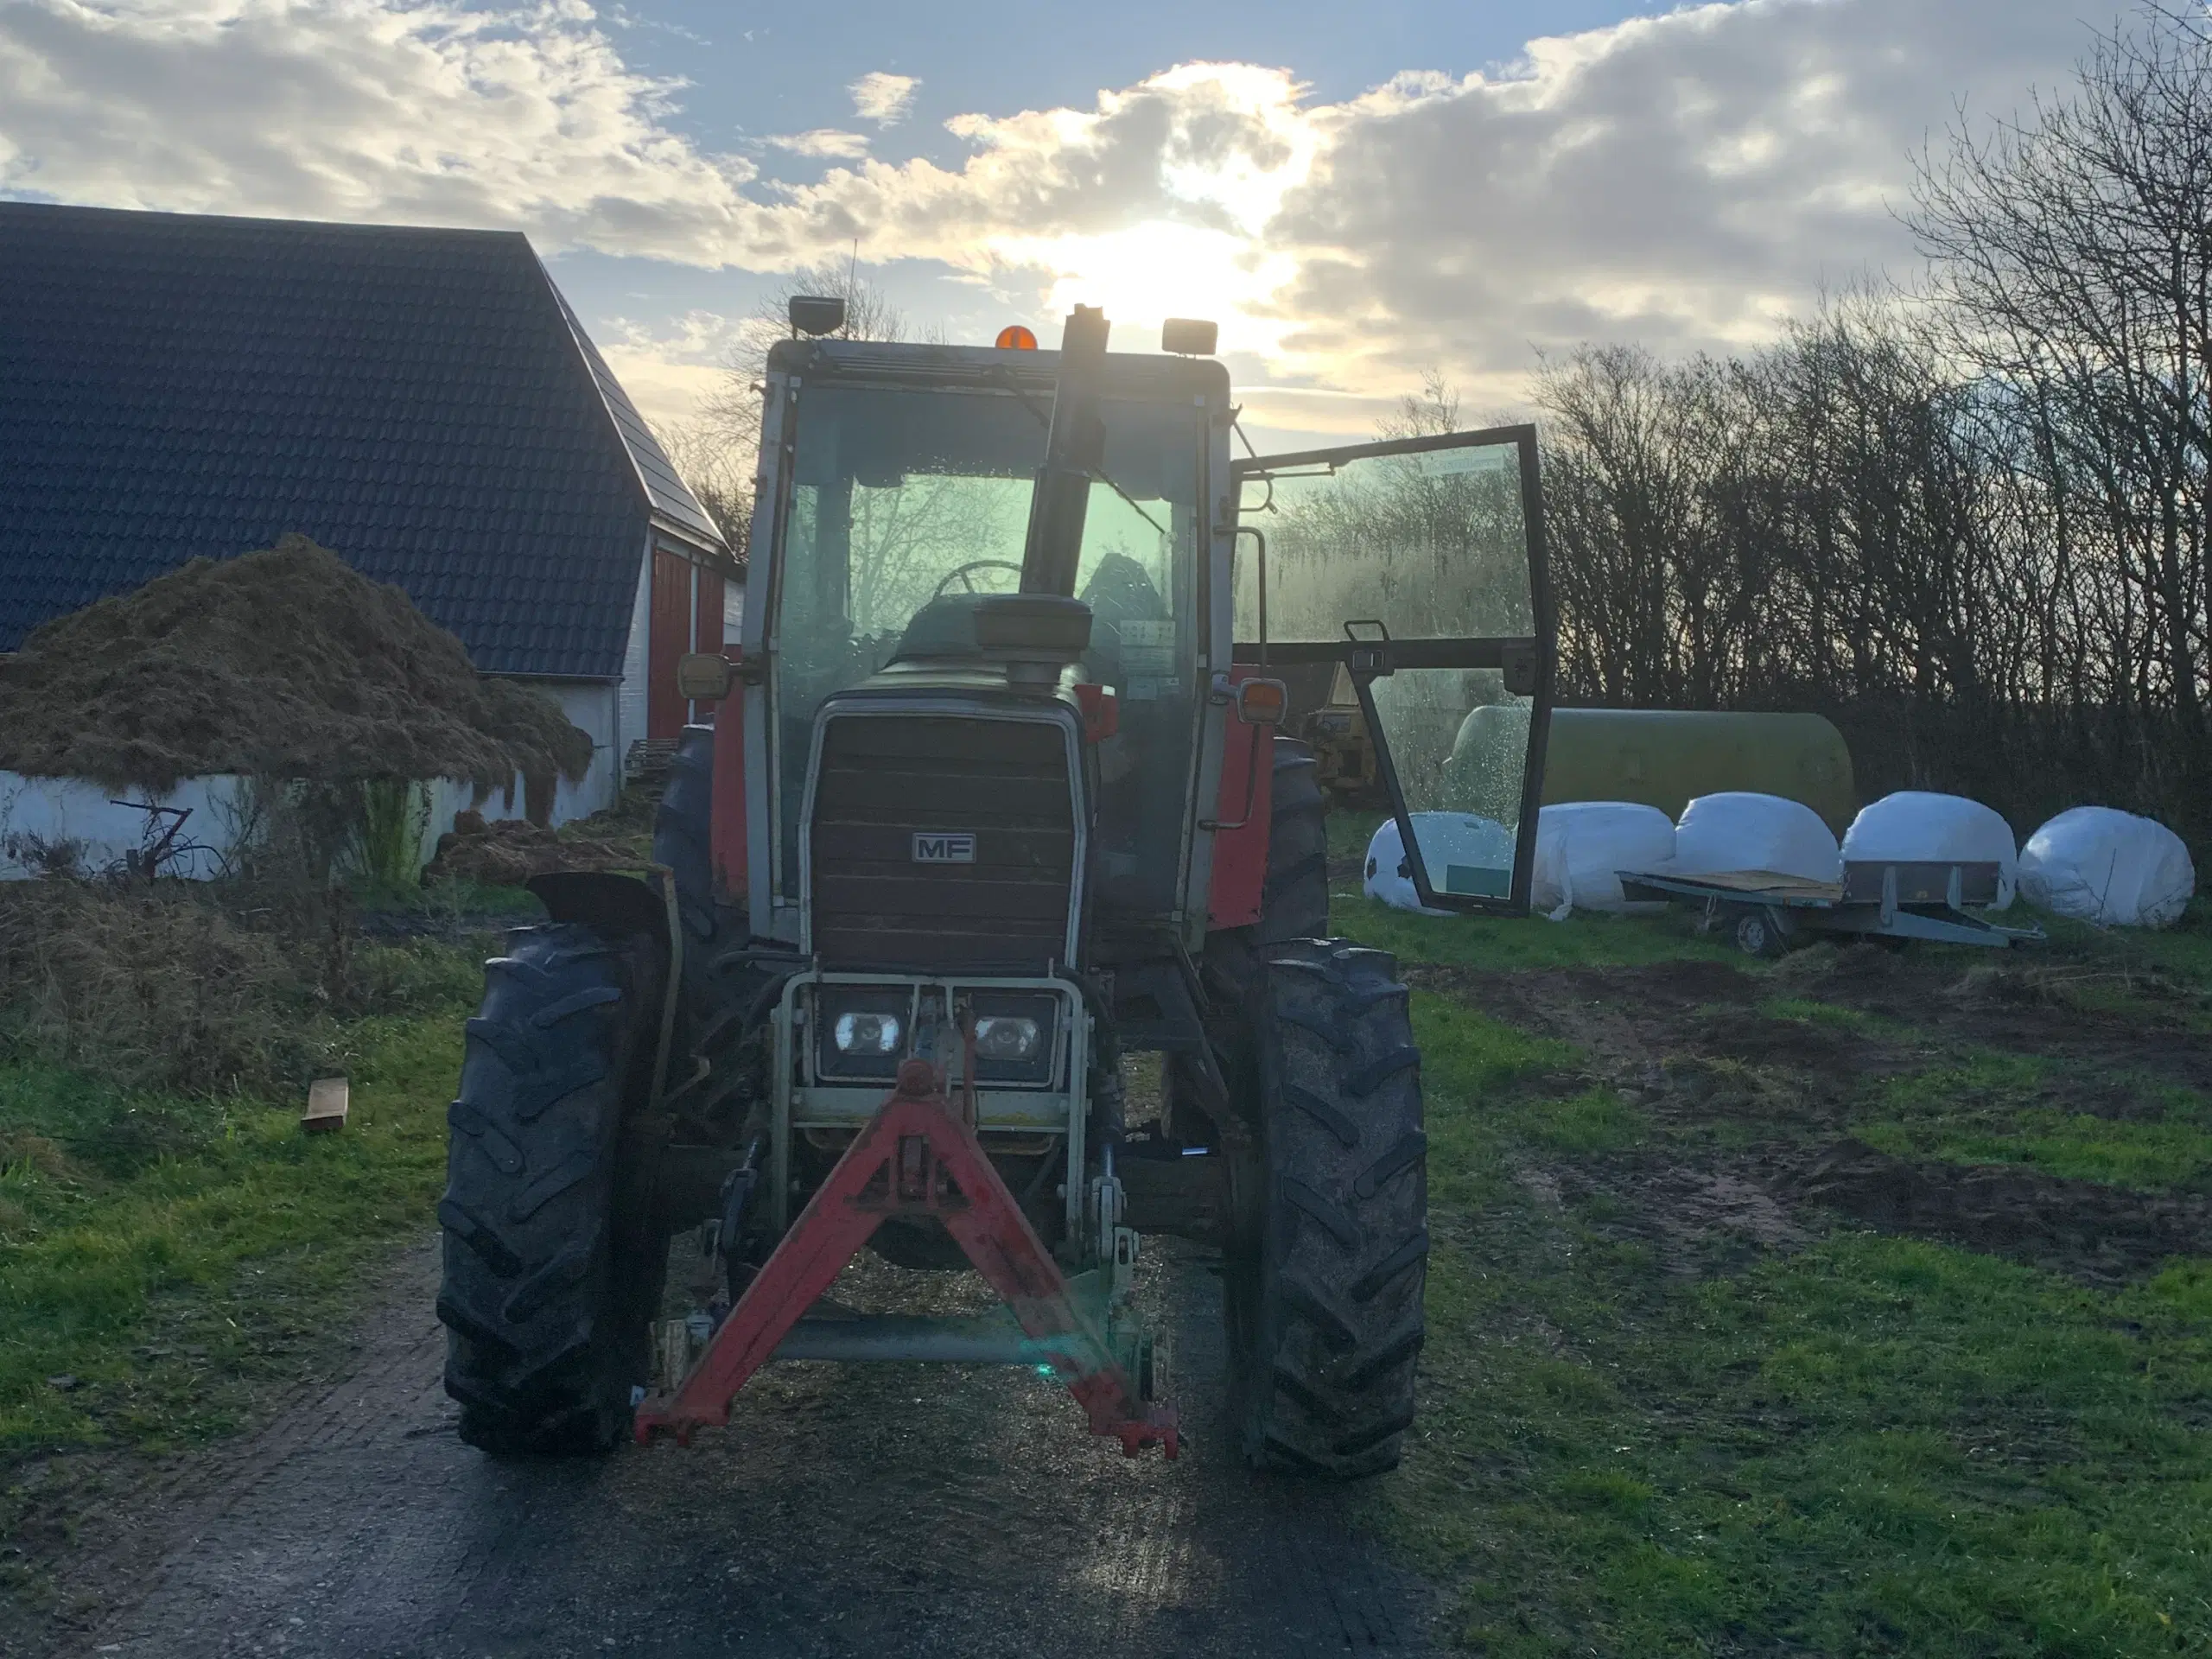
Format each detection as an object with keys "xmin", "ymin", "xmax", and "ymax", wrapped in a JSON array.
[
  {"xmin": 19, "ymin": 1238, "xmax": 1432, "ymax": 1659},
  {"xmin": 1410, "ymin": 943, "xmax": 2212, "ymax": 1287},
  {"xmin": 12, "ymin": 932, "xmax": 2207, "ymax": 1658}
]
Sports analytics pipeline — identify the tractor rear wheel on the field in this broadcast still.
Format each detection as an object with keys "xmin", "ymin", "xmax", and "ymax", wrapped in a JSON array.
[
  {"xmin": 435, "ymin": 922, "xmax": 664, "ymax": 1455},
  {"xmin": 1225, "ymin": 938, "xmax": 1427, "ymax": 1478}
]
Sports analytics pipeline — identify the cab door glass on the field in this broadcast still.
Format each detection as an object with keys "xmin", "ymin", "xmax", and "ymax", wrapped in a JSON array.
[{"xmin": 1233, "ymin": 427, "xmax": 1553, "ymax": 914}]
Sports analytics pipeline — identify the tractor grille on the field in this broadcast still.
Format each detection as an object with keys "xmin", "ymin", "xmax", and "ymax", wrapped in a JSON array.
[{"xmin": 808, "ymin": 713, "xmax": 1077, "ymax": 973}]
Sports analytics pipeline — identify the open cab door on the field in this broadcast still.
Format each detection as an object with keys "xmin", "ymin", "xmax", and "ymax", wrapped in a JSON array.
[{"xmin": 1233, "ymin": 424, "xmax": 1554, "ymax": 913}]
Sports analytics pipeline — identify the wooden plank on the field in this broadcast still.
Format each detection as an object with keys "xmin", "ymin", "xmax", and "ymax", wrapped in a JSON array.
[
  {"xmin": 1665, "ymin": 868, "xmax": 1844, "ymax": 901},
  {"xmin": 302, "ymin": 1076, "xmax": 350, "ymax": 1135}
]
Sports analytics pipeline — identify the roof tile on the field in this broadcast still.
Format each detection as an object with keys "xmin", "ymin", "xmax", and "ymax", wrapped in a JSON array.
[{"xmin": 0, "ymin": 202, "xmax": 727, "ymax": 677}]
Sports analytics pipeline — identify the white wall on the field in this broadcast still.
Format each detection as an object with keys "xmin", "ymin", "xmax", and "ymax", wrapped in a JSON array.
[
  {"xmin": 0, "ymin": 775, "xmax": 245, "ymax": 880},
  {"xmin": 502, "ymin": 678, "xmax": 619, "ymax": 823},
  {"xmin": 616, "ymin": 537, "xmax": 653, "ymax": 772},
  {"xmin": 1, "ymin": 683, "xmax": 618, "ymax": 883}
]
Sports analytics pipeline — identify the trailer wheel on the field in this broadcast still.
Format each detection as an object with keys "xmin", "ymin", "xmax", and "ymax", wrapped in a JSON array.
[
  {"xmin": 1226, "ymin": 939, "xmax": 1426, "ymax": 1478},
  {"xmin": 1733, "ymin": 906, "xmax": 1787, "ymax": 958},
  {"xmin": 436, "ymin": 923, "xmax": 664, "ymax": 1455}
]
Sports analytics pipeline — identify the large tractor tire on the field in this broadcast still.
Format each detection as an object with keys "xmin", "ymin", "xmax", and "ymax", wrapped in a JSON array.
[
  {"xmin": 1173, "ymin": 735, "xmax": 1331, "ymax": 1142},
  {"xmin": 656, "ymin": 723, "xmax": 717, "ymax": 945},
  {"xmin": 1226, "ymin": 938, "xmax": 1427, "ymax": 1478},
  {"xmin": 436, "ymin": 923, "xmax": 664, "ymax": 1455}
]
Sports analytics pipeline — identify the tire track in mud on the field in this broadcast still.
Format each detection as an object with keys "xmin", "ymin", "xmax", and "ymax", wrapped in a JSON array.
[{"xmin": 78, "ymin": 1239, "xmax": 1439, "ymax": 1659}]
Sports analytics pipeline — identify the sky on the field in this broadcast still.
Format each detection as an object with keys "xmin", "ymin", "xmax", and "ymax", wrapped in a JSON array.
[{"xmin": 0, "ymin": 0, "xmax": 2112, "ymax": 450}]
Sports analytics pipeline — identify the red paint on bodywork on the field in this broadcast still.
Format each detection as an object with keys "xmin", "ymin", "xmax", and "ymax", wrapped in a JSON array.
[
  {"xmin": 633, "ymin": 1058, "xmax": 1176, "ymax": 1458},
  {"xmin": 709, "ymin": 652, "xmax": 747, "ymax": 902},
  {"xmin": 647, "ymin": 549, "xmax": 694, "ymax": 740},
  {"xmin": 1071, "ymin": 682, "xmax": 1118, "ymax": 743},
  {"xmin": 1205, "ymin": 665, "xmax": 1275, "ymax": 930}
]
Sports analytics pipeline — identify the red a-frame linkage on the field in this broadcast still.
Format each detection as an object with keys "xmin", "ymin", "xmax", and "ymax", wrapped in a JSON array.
[{"xmin": 633, "ymin": 1058, "xmax": 1178, "ymax": 1457}]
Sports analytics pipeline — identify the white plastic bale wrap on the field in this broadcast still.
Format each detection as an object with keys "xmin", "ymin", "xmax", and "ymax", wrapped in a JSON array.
[
  {"xmin": 1363, "ymin": 812, "xmax": 1516, "ymax": 916},
  {"xmin": 1531, "ymin": 801, "xmax": 1677, "ymax": 919},
  {"xmin": 1842, "ymin": 791, "xmax": 2019, "ymax": 911},
  {"xmin": 1672, "ymin": 791, "xmax": 1842, "ymax": 884},
  {"xmin": 2018, "ymin": 806, "xmax": 2196, "ymax": 929}
]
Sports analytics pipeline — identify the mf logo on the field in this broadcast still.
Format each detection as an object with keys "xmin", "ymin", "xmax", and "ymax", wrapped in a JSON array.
[{"xmin": 911, "ymin": 832, "xmax": 977, "ymax": 865}]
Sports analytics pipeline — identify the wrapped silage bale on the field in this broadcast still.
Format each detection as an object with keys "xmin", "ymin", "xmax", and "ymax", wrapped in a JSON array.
[
  {"xmin": 1531, "ymin": 801, "xmax": 1677, "ymax": 919},
  {"xmin": 1363, "ymin": 812, "xmax": 1516, "ymax": 915},
  {"xmin": 1672, "ymin": 792, "xmax": 1842, "ymax": 884},
  {"xmin": 1841, "ymin": 791, "xmax": 2018, "ymax": 910},
  {"xmin": 2018, "ymin": 806, "xmax": 2195, "ymax": 928}
]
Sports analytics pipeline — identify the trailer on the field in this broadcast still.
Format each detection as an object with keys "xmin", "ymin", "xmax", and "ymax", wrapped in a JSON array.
[{"xmin": 1618, "ymin": 861, "xmax": 2045, "ymax": 957}]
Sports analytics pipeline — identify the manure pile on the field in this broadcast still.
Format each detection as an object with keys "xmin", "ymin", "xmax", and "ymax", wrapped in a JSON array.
[{"xmin": 0, "ymin": 536, "xmax": 592, "ymax": 793}]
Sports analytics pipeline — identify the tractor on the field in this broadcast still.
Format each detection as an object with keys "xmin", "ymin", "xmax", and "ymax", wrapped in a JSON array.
[{"xmin": 435, "ymin": 302, "xmax": 1554, "ymax": 1476}]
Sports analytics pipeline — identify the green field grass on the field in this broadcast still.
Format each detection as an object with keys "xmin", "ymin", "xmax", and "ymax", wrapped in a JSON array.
[
  {"xmin": 0, "ymin": 952, "xmax": 471, "ymax": 1452},
  {"xmin": 1363, "ymin": 898, "xmax": 2212, "ymax": 1656},
  {"xmin": 1338, "ymin": 889, "xmax": 1744, "ymax": 970}
]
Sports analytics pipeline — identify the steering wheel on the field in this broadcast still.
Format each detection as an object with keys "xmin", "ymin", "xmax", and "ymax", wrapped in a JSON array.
[{"xmin": 932, "ymin": 559, "xmax": 1025, "ymax": 599}]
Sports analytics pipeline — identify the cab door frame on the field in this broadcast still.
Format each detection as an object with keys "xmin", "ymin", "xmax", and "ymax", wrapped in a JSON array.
[{"xmin": 1231, "ymin": 422, "xmax": 1557, "ymax": 916}]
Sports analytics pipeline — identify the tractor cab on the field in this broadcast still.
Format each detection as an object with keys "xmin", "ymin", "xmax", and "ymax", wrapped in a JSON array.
[
  {"xmin": 743, "ymin": 327, "xmax": 1225, "ymax": 946},
  {"xmin": 436, "ymin": 303, "xmax": 1555, "ymax": 1477}
]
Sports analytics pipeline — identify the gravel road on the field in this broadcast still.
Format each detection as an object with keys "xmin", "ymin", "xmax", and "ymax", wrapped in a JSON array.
[{"xmin": 77, "ymin": 1236, "xmax": 1438, "ymax": 1659}]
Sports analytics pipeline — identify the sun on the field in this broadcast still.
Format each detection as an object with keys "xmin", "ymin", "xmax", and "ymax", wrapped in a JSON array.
[{"xmin": 988, "ymin": 220, "xmax": 1299, "ymax": 358}]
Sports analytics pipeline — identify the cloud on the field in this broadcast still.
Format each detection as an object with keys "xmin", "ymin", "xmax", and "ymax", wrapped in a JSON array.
[
  {"xmin": 767, "ymin": 130, "xmax": 870, "ymax": 160},
  {"xmin": 0, "ymin": 0, "xmax": 764, "ymax": 264},
  {"xmin": 596, "ymin": 308, "xmax": 748, "ymax": 435},
  {"xmin": 1260, "ymin": 0, "xmax": 2092, "ymax": 394},
  {"xmin": 848, "ymin": 69, "xmax": 917, "ymax": 127},
  {"xmin": 0, "ymin": 0, "xmax": 2095, "ymax": 413}
]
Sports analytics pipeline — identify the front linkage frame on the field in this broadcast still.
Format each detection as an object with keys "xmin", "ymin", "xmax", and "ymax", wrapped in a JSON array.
[{"xmin": 634, "ymin": 1056, "xmax": 1176, "ymax": 1457}]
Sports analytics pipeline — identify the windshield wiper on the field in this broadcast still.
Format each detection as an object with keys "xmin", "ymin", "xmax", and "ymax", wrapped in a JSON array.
[{"xmin": 991, "ymin": 363, "xmax": 1169, "ymax": 543}]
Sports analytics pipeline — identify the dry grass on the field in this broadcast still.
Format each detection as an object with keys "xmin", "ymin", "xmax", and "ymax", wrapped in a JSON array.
[{"xmin": 0, "ymin": 882, "xmax": 333, "ymax": 1098}]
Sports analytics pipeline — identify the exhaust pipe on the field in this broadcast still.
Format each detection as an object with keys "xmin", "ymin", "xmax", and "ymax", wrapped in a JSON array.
[{"xmin": 1018, "ymin": 304, "xmax": 1109, "ymax": 598}]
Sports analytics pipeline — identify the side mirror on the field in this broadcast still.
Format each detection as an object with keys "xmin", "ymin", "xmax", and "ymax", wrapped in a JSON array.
[
  {"xmin": 677, "ymin": 652, "xmax": 734, "ymax": 702},
  {"xmin": 788, "ymin": 295, "xmax": 847, "ymax": 338},
  {"xmin": 1232, "ymin": 677, "xmax": 1287, "ymax": 727}
]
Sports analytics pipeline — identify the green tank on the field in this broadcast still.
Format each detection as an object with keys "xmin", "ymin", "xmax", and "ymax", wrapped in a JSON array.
[{"xmin": 1441, "ymin": 706, "xmax": 1857, "ymax": 833}]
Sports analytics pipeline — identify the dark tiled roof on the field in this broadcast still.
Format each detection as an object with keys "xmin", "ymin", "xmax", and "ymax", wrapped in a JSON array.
[{"xmin": 0, "ymin": 201, "xmax": 725, "ymax": 677}]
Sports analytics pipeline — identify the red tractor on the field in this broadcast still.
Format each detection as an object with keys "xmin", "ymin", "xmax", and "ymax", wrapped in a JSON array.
[{"xmin": 435, "ymin": 303, "xmax": 1554, "ymax": 1475}]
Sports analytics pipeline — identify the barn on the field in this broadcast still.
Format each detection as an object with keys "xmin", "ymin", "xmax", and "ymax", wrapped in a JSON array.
[{"xmin": 0, "ymin": 200, "xmax": 736, "ymax": 825}]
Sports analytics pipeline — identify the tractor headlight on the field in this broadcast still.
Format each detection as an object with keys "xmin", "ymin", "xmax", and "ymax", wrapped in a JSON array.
[
  {"xmin": 815, "ymin": 988, "xmax": 909, "ymax": 1080},
  {"xmin": 833, "ymin": 1010, "xmax": 903, "ymax": 1055},
  {"xmin": 974, "ymin": 1015, "xmax": 1039, "ymax": 1062},
  {"xmin": 969, "ymin": 995, "xmax": 1059, "ymax": 1086}
]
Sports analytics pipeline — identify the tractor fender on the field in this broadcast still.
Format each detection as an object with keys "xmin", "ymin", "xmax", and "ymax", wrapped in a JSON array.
[{"xmin": 527, "ymin": 869, "xmax": 670, "ymax": 954}]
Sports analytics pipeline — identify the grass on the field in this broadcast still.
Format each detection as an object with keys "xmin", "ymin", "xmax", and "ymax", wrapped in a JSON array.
[
  {"xmin": 1758, "ymin": 994, "xmax": 1885, "ymax": 1032},
  {"xmin": 1340, "ymin": 890, "xmax": 1742, "ymax": 970},
  {"xmin": 1375, "ymin": 900, "xmax": 2212, "ymax": 1656},
  {"xmin": 1861, "ymin": 1108, "xmax": 2212, "ymax": 1192},
  {"xmin": 351, "ymin": 872, "xmax": 547, "ymax": 921},
  {"xmin": 2040, "ymin": 898, "xmax": 2212, "ymax": 995},
  {"xmin": 0, "ymin": 952, "xmax": 472, "ymax": 1453},
  {"xmin": 1850, "ymin": 1053, "xmax": 2212, "ymax": 1193}
]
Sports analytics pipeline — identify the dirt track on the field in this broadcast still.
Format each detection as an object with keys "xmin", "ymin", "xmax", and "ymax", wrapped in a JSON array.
[{"xmin": 68, "ymin": 1238, "xmax": 1434, "ymax": 1659}]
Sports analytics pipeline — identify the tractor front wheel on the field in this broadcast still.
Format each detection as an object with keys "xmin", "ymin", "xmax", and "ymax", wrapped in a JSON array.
[
  {"xmin": 435, "ymin": 922, "xmax": 664, "ymax": 1455},
  {"xmin": 1225, "ymin": 939, "xmax": 1427, "ymax": 1478}
]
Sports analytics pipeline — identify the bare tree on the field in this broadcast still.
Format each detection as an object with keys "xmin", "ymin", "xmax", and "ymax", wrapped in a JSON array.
[
  {"xmin": 1910, "ymin": 1, "xmax": 2212, "ymax": 828},
  {"xmin": 663, "ymin": 264, "xmax": 913, "ymax": 563}
]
